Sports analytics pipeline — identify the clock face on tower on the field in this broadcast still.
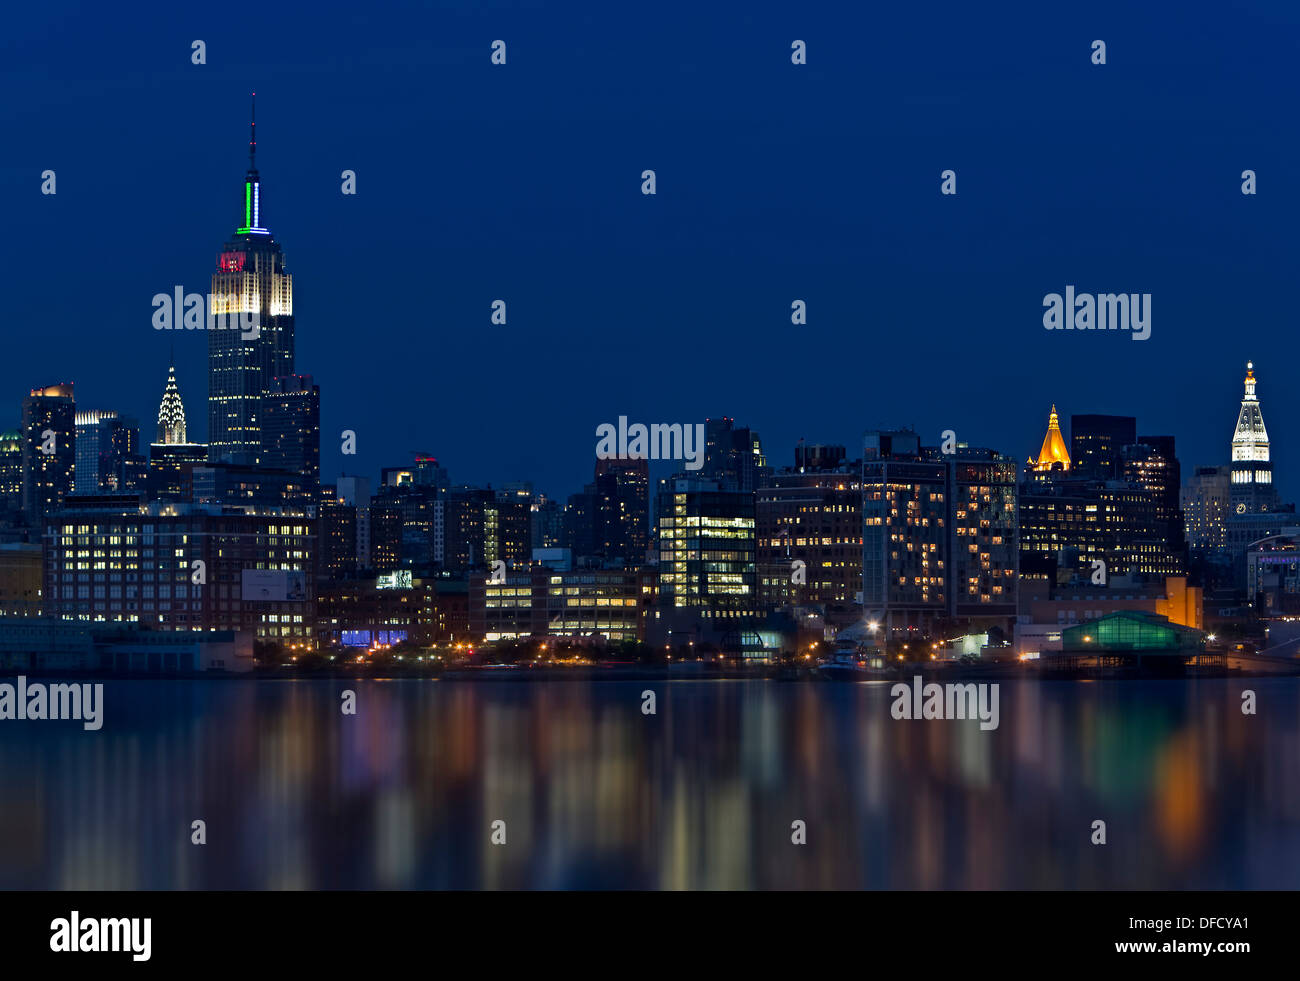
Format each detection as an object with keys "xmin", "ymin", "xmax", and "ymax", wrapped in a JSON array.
[{"xmin": 1237, "ymin": 503, "xmax": 1247, "ymax": 514}]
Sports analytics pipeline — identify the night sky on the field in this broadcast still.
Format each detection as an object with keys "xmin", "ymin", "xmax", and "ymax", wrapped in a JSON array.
[{"xmin": 4, "ymin": 1, "xmax": 1296, "ymax": 500}]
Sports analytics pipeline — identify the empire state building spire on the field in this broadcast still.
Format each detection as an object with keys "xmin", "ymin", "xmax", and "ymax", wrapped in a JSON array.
[{"xmin": 237, "ymin": 92, "xmax": 268, "ymax": 235}]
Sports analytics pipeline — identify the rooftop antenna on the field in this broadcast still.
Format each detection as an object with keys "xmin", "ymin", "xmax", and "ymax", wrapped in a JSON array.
[{"xmin": 249, "ymin": 91, "xmax": 257, "ymax": 170}]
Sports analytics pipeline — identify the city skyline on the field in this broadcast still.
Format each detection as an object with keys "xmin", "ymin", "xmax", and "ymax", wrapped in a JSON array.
[{"xmin": 3, "ymin": 2, "xmax": 1295, "ymax": 498}]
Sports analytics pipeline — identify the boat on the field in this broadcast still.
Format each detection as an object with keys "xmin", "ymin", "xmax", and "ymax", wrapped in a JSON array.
[{"xmin": 817, "ymin": 648, "xmax": 885, "ymax": 680}]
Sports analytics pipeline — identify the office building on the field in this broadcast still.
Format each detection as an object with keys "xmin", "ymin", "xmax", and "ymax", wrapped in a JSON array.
[
  {"xmin": 261, "ymin": 375, "xmax": 320, "ymax": 499},
  {"xmin": 655, "ymin": 476, "xmax": 756, "ymax": 619},
  {"xmin": 1070, "ymin": 414, "xmax": 1136, "ymax": 480},
  {"xmin": 702, "ymin": 417, "xmax": 770, "ymax": 493}
]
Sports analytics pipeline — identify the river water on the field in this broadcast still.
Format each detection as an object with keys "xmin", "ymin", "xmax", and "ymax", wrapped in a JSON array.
[{"xmin": 0, "ymin": 678, "xmax": 1296, "ymax": 889}]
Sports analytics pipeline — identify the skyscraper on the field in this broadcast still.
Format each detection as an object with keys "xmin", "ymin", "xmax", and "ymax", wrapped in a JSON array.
[
  {"xmin": 566, "ymin": 459, "xmax": 650, "ymax": 565},
  {"xmin": 22, "ymin": 384, "xmax": 75, "ymax": 529},
  {"xmin": 74, "ymin": 410, "xmax": 118, "ymax": 494},
  {"xmin": 1070, "ymin": 414, "xmax": 1136, "ymax": 480},
  {"xmin": 656, "ymin": 476, "xmax": 756, "ymax": 618},
  {"xmin": 0, "ymin": 431, "xmax": 22, "ymax": 513},
  {"xmin": 441, "ymin": 486, "xmax": 531, "ymax": 572},
  {"xmin": 156, "ymin": 363, "xmax": 188, "ymax": 444},
  {"xmin": 208, "ymin": 95, "xmax": 295, "ymax": 464},
  {"xmin": 149, "ymin": 365, "xmax": 207, "ymax": 501},
  {"xmin": 1229, "ymin": 361, "xmax": 1278, "ymax": 515},
  {"xmin": 756, "ymin": 465, "xmax": 863, "ymax": 622},
  {"xmin": 1183, "ymin": 465, "xmax": 1230, "ymax": 555},
  {"xmin": 262, "ymin": 374, "xmax": 321, "ymax": 499},
  {"xmin": 702, "ymin": 417, "xmax": 770, "ymax": 492},
  {"xmin": 74, "ymin": 411, "xmax": 144, "ymax": 495}
]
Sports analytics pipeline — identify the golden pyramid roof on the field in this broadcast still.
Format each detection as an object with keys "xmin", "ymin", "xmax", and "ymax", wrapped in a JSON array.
[{"xmin": 1030, "ymin": 404, "xmax": 1070, "ymax": 471}]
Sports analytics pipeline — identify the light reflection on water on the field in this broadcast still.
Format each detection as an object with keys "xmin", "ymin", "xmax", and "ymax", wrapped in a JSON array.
[{"xmin": 0, "ymin": 678, "xmax": 1297, "ymax": 889}]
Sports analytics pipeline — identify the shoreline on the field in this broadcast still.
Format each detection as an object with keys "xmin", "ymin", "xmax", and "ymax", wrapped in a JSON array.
[{"xmin": 2, "ymin": 659, "xmax": 1295, "ymax": 682}]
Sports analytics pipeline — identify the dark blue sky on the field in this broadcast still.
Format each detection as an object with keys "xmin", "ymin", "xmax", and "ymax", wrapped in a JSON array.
[{"xmin": 4, "ymin": 1, "xmax": 1296, "ymax": 500}]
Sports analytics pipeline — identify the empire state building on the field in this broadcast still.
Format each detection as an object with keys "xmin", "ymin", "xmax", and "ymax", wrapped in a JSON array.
[{"xmin": 208, "ymin": 95, "xmax": 295, "ymax": 464}]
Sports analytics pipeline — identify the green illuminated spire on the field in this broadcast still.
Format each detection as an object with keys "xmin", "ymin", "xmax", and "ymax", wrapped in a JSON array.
[{"xmin": 237, "ymin": 92, "xmax": 266, "ymax": 235}]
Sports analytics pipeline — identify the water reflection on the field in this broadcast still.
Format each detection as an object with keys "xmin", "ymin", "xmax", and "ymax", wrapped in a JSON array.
[{"xmin": 0, "ymin": 679, "xmax": 1297, "ymax": 889}]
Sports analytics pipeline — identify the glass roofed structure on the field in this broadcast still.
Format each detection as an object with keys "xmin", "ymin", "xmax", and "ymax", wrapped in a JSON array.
[{"xmin": 1061, "ymin": 610, "xmax": 1204, "ymax": 656}]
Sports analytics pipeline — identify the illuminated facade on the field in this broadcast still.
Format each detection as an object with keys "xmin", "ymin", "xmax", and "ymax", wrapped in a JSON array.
[
  {"xmin": 22, "ymin": 384, "xmax": 76, "ymax": 529},
  {"xmin": 1028, "ymin": 405, "xmax": 1070, "ymax": 475},
  {"xmin": 566, "ymin": 458, "xmax": 650, "ymax": 565},
  {"xmin": 756, "ymin": 469, "xmax": 863, "ymax": 621},
  {"xmin": 861, "ymin": 432, "xmax": 947, "ymax": 630},
  {"xmin": 860, "ymin": 433, "xmax": 1019, "ymax": 633},
  {"xmin": 1182, "ymin": 465, "xmax": 1229, "ymax": 554},
  {"xmin": 42, "ymin": 501, "xmax": 315, "ymax": 641},
  {"xmin": 1020, "ymin": 481, "xmax": 1186, "ymax": 579},
  {"xmin": 0, "ymin": 431, "xmax": 21, "ymax": 513},
  {"xmin": 75, "ymin": 411, "xmax": 144, "ymax": 495},
  {"xmin": 655, "ymin": 477, "xmax": 756, "ymax": 618},
  {"xmin": 947, "ymin": 450, "xmax": 1019, "ymax": 618},
  {"xmin": 74, "ymin": 410, "xmax": 117, "ymax": 494},
  {"xmin": 156, "ymin": 364, "xmax": 188, "ymax": 445},
  {"xmin": 319, "ymin": 492, "xmax": 359, "ymax": 579},
  {"xmin": 1229, "ymin": 361, "xmax": 1278, "ymax": 515},
  {"xmin": 208, "ymin": 96, "xmax": 295, "ymax": 464},
  {"xmin": 317, "ymin": 574, "xmax": 439, "ymax": 647},
  {"xmin": 469, "ymin": 567, "xmax": 645, "ymax": 642},
  {"xmin": 441, "ymin": 487, "xmax": 531, "ymax": 573}
]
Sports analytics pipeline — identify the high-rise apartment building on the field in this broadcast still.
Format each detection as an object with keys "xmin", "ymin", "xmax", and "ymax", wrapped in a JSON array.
[
  {"xmin": 1183, "ymin": 465, "xmax": 1230, "ymax": 554},
  {"xmin": 756, "ymin": 466, "xmax": 862, "ymax": 622},
  {"xmin": 22, "ymin": 384, "xmax": 76, "ymax": 529},
  {"xmin": 566, "ymin": 459, "xmax": 649, "ymax": 565},
  {"xmin": 859, "ymin": 432, "xmax": 1020, "ymax": 636}
]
